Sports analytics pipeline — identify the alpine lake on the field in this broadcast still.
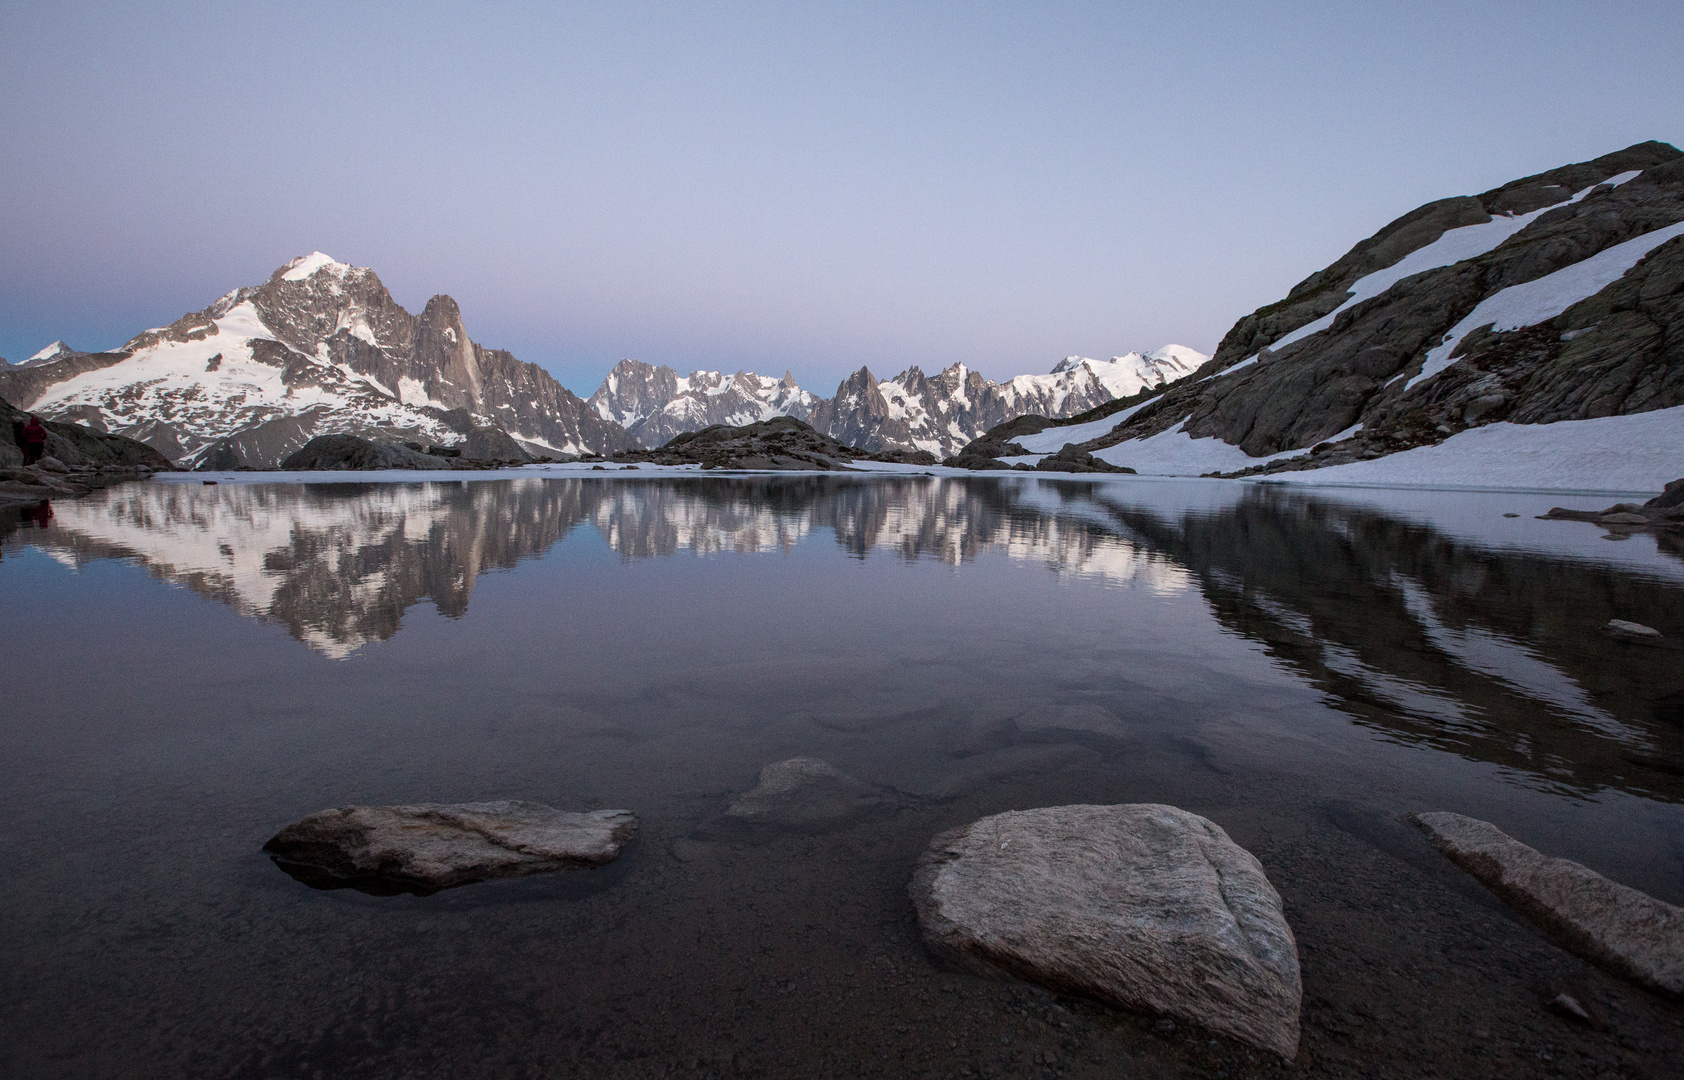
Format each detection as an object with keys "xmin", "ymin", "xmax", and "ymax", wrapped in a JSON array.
[{"xmin": 2, "ymin": 471, "xmax": 1681, "ymax": 1080}]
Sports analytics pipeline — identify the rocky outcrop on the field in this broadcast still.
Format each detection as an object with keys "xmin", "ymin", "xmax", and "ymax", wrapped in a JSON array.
[
  {"xmin": 264, "ymin": 802, "xmax": 638, "ymax": 892},
  {"xmin": 280, "ymin": 434, "xmax": 465, "ymax": 471},
  {"xmin": 1, "ymin": 395, "xmax": 171, "ymax": 506},
  {"xmin": 611, "ymin": 416, "xmax": 880, "ymax": 470},
  {"xmin": 461, "ymin": 425, "xmax": 536, "ymax": 463},
  {"xmin": 1029, "ymin": 445, "xmax": 1135, "ymax": 474},
  {"xmin": 911, "ymin": 803, "xmax": 1302, "ymax": 1059},
  {"xmin": 0, "ymin": 253, "xmax": 637, "ymax": 467},
  {"xmin": 725, "ymin": 758, "xmax": 884, "ymax": 829},
  {"xmin": 1541, "ymin": 477, "xmax": 1684, "ymax": 530},
  {"xmin": 277, "ymin": 427, "xmax": 541, "ymax": 471},
  {"xmin": 1413, "ymin": 812, "xmax": 1684, "ymax": 995}
]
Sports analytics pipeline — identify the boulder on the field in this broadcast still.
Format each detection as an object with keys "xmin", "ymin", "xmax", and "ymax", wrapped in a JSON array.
[
  {"xmin": 1605, "ymin": 619, "xmax": 1663, "ymax": 641},
  {"xmin": 461, "ymin": 425, "xmax": 534, "ymax": 462},
  {"xmin": 264, "ymin": 801, "xmax": 637, "ymax": 891},
  {"xmin": 911, "ymin": 804, "xmax": 1302, "ymax": 1059},
  {"xmin": 725, "ymin": 757, "xmax": 883, "ymax": 828},
  {"xmin": 1412, "ymin": 812, "xmax": 1684, "ymax": 996}
]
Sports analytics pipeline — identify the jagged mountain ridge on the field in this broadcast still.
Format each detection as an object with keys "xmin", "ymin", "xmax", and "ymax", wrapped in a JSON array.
[
  {"xmin": 0, "ymin": 253, "xmax": 635, "ymax": 467},
  {"xmin": 1042, "ymin": 141, "xmax": 1684, "ymax": 476},
  {"xmin": 588, "ymin": 360, "xmax": 820, "ymax": 447},
  {"xmin": 592, "ymin": 345, "xmax": 1206, "ymax": 458}
]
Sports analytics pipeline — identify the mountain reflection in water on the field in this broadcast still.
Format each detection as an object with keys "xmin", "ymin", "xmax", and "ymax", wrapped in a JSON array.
[
  {"xmin": 2, "ymin": 476, "xmax": 1188, "ymax": 657},
  {"xmin": 3, "ymin": 474, "xmax": 1679, "ymax": 802},
  {"xmin": 1087, "ymin": 485, "xmax": 1684, "ymax": 802}
]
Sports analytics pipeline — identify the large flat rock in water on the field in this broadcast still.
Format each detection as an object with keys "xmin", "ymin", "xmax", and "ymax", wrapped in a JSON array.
[
  {"xmin": 1414, "ymin": 812, "xmax": 1684, "ymax": 995},
  {"xmin": 265, "ymin": 801, "xmax": 637, "ymax": 891},
  {"xmin": 911, "ymin": 804, "xmax": 1301, "ymax": 1059}
]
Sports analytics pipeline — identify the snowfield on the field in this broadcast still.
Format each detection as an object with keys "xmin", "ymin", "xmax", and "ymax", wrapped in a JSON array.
[
  {"xmin": 1404, "ymin": 221, "xmax": 1684, "ymax": 390},
  {"xmin": 1265, "ymin": 405, "xmax": 1684, "ymax": 494}
]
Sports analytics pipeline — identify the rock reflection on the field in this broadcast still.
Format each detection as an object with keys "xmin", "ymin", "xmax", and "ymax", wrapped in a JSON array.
[
  {"xmin": 1091, "ymin": 487, "xmax": 1684, "ymax": 802},
  {"xmin": 7, "ymin": 476, "xmax": 1184, "ymax": 657}
]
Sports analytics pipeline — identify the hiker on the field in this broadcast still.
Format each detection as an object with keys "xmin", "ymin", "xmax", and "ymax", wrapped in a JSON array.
[{"xmin": 20, "ymin": 414, "xmax": 48, "ymax": 465}]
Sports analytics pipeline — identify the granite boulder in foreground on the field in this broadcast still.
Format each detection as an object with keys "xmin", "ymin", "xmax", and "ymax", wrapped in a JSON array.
[
  {"xmin": 265, "ymin": 801, "xmax": 637, "ymax": 891},
  {"xmin": 1413, "ymin": 812, "xmax": 1684, "ymax": 995},
  {"xmin": 911, "ymin": 804, "xmax": 1302, "ymax": 1059}
]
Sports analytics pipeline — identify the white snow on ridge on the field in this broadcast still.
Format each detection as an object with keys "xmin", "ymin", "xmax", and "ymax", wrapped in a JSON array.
[
  {"xmin": 1021, "ymin": 346, "xmax": 1205, "ymax": 408},
  {"xmin": 281, "ymin": 251, "xmax": 349, "ymax": 281},
  {"xmin": 1268, "ymin": 405, "xmax": 1684, "ymax": 494},
  {"xmin": 29, "ymin": 341, "xmax": 71, "ymax": 362},
  {"xmin": 1269, "ymin": 181, "xmax": 1613, "ymax": 356},
  {"xmin": 1405, "ymin": 221, "xmax": 1684, "ymax": 391},
  {"xmin": 1011, "ymin": 397, "xmax": 1164, "ymax": 455}
]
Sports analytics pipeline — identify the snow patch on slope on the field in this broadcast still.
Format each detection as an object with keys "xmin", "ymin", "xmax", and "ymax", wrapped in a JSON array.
[
  {"xmin": 1405, "ymin": 222, "xmax": 1684, "ymax": 391},
  {"xmin": 1091, "ymin": 421, "xmax": 1308, "ymax": 476},
  {"xmin": 1269, "ymin": 405, "xmax": 1684, "ymax": 494},
  {"xmin": 1269, "ymin": 181, "xmax": 1613, "ymax": 355}
]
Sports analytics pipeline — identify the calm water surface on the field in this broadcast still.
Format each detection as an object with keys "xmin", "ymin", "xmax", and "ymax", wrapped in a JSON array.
[{"xmin": 2, "ymin": 474, "xmax": 1681, "ymax": 1079}]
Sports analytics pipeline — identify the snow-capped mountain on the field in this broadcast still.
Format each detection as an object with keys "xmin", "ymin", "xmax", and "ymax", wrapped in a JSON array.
[
  {"xmin": 591, "ymin": 346, "xmax": 1207, "ymax": 458},
  {"xmin": 587, "ymin": 358, "xmax": 819, "ymax": 447},
  {"xmin": 0, "ymin": 253, "xmax": 634, "ymax": 467}
]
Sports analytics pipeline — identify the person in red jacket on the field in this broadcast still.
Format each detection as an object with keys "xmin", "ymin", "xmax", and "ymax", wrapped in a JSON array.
[{"xmin": 20, "ymin": 415, "xmax": 48, "ymax": 466}]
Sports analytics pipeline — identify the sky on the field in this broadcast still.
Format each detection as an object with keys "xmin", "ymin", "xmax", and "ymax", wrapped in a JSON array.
[{"xmin": 2, "ymin": 2, "xmax": 1680, "ymax": 397}]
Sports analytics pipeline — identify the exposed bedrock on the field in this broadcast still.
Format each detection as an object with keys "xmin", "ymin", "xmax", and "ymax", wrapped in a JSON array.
[
  {"xmin": 264, "ymin": 801, "xmax": 638, "ymax": 892},
  {"xmin": 910, "ymin": 803, "xmax": 1302, "ymax": 1060},
  {"xmin": 1413, "ymin": 812, "xmax": 1684, "ymax": 996}
]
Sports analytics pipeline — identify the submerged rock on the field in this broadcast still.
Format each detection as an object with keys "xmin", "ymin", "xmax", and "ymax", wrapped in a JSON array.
[
  {"xmin": 910, "ymin": 803, "xmax": 1302, "ymax": 1059},
  {"xmin": 725, "ymin": 757, "xmax": 883, "ymax": 828},
  {"xmin": 265, "ymin": 801, "xmax": 637, "ymax": 891},
  {"xmin": 1413, "ymin": 812, "xmax": 1684, "ymax": 996},
  {"xmin": 1604, "ymin": 619, "xmax": 1663, "ymax": 641}
]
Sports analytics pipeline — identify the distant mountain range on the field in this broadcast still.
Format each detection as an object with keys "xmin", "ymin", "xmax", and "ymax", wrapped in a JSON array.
[
  {"xmin": 969, "ymin": 140, "xmax": 1684, "ymax": 483},
  {"xmin": 590, "ymin": 347, "xmax": 1203, "ymax": 458},
  {"xmin": 0, "ymin": 254, "xmax": 1204, "ymax": 466}
]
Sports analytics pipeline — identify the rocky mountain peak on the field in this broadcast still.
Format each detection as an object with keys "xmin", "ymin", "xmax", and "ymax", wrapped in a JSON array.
[{"xmin": 0, "ymin": 256, "xmax": 635, "ymax": 467}]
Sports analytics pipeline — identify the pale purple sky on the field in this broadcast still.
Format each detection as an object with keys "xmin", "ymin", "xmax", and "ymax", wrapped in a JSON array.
[{"xmin": 2, "ymin": 1, "xmax": 1680, "ymax": 396}]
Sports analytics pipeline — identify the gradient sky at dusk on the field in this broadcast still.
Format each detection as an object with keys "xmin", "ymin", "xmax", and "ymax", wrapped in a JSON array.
[{"xmin": 3, "ymin": 1, "xmax": 1680, "ymax": 395}]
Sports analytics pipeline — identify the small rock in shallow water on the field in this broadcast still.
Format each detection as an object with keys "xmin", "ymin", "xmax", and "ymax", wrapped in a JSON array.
[
  {"xmin": 1604, "ymin": 619, "xmax": 1662, "ymax": 640},
  {"xmin": 265, "ymin": 801, "xmax": 637, "ymax": 891},
  {"xmin": 725, "ymin": 757, "xmax": 883, "ymax": 828},
  {"xmin": 1412, "ymin": 812, "xmax": 1684, "ymax": 996},
  {"xmin": 911, "ymin": 803, "xmax": 1301, "ymax": 1059}
]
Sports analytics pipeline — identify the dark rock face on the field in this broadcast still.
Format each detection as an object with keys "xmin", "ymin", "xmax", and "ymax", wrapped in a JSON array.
[
  {"xmin": 264, "ymin": 802, "xmax": 638, "ymax": 893},
  {"xmin": 1019, "ymin": 141, "xmax": 1684, "ymax": 475}
]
